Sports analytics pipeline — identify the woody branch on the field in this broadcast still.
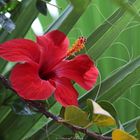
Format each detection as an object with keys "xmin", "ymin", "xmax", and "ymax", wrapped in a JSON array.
[{"xmin": 0, "ymin": 74, "xmax": 112, "ymax": 140}]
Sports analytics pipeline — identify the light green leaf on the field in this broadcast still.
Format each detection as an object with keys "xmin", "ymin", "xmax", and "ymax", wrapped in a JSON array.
[
  {"xmin": 64, "ymin": 105, "xmax": 90, "ymax": 127},
  {"xmin": 112, "ymin": 0, "xmax": 140, "ymax": 21},
  {"xmin": 91, "ymin": 100, "xmax": 116, "ymax": 127},
  {"xmin": 98, "ymin": 100, "xmax": 120, "ymax": 128},
  {"xmin": 46, "ymin": 0, "xmax": 91, "ymax": 34},
  {"xmin": 87, "ymin": 0, "xmax": 140, "ymax": 60},
  {"xmin": 86, "ymin": 99, "xmax": 94, "ymax": 121}
]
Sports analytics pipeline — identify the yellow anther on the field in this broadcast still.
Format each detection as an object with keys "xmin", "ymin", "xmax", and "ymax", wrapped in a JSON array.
[{"xmin": 67, "ymin": 37, "xmax": 87, "ymax": 57}]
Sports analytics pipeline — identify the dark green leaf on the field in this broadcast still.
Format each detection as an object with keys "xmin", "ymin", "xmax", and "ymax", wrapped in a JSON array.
[
  {"xmin": 12, "ymin": 99, "xmax": 36, "ymax": 116},
  {"xmin": 6, "ymin": 1, "xmax": 20, "ymax": 12},
  {"xmin": 86, "ymin": 99, "xmax": 94, "ymax": 121},
  {"xmin": 36, "ymin": 0, "xmax": 47, "ymax": 16},
  {"xmin": 136, "ymin": 119, "xmax": 140, "ymax": 133},
  {"xmin": 45, "ymin": 0, "xmax": 51, "ymax": 2},
  {"xmin": 0, "ymin": 0, "xmax": 38, "ymax": 43}
]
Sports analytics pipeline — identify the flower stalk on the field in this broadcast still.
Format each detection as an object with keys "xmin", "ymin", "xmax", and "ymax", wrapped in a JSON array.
[{"xmin": 0, "ymin": 74, "xmax": 112, "ymax": 140}]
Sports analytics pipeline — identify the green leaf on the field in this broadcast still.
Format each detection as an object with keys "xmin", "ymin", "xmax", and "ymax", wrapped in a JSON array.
[
  {"xmin": 6, "ymin": 1, "xmax": 20, "ymax": 12},
  {"xmin": 12, "ymin": 99, "xmax": 36, "ymax": 116},
  {"xmin": 32, "ymin": 0, "xmax": 140, "ymax": 137},
  {"xmin": 98, "ymin": 101, "xmax": 120, "ymax": 128},
  {"xmin": 0, "ymin": 1, "xmax": 91, "ymax": 139},
  {"xmin": 36, "ymin": 0, "xmax": 47, "ymax": 15},
  {"xmin": 79, "ymin": 56, "xmax": 140, "ymax": 105},
  {"xmin": 64, "ymin": 105, "xmax": 90, "ymax": 127},
  {"xmin": 0, "ymin": 0, "xmax": 38, "ymax": 43},
  {"xmin": 85, "ymin": 8, "xmax": 124, "ymax": 51},
  {"xmin": 90, "ymin": 100, "xmax": 116, "ymax": 127},
  {"xmin": 0, "ymin": 106, "xmax": 11, "ymax": 124},
  {"xmin": 87, "ymin": 0, "xmax": 140, "ymax": 61},
  {"xmin": 86, "ymin": 99, "xmax": 94, "ymax": 121},
  {"xmin": 46, "ymin": 0, "xmax": 91, "ymax": 34},
  {"xmin": 136, "ymin": 119, "xmax": 140, "ymax": 133},
  {"xmin": 112, "ymin": 0, "xmax": 140, "ymax": 21},
  {"xmin": 45, "ymin": 0, "xmax": 51, "ymax": 2}
]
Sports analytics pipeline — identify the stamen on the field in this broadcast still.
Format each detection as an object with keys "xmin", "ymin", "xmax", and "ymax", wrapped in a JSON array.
[{"xmin": 67, "ymin": 37, "xmax": 87, "ymax": 57}]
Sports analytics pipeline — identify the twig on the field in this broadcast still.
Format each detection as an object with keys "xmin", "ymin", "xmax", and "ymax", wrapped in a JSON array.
[{"xmin": 0, "ymin": 74, "xmax": 112, "ymax": 140}]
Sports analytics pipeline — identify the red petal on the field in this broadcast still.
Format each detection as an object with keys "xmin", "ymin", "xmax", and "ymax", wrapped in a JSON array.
[
  {"xmin": 55, "ymin": 55, "xmax": 98, "ymax": 90},
  {"xmin": 36, "ymin": 30, "xmax": 69, "ymax": 72},
  {"xmin": 10, "ymin": 63, "xmax": 55, "ymax": 100},
  {"xmin": 0, "ymin": 39, "xmax": 40, "ymax": 63},
  {"xmin": 54, "ymin": 78, "xmax": 78, "ymax": 107}
]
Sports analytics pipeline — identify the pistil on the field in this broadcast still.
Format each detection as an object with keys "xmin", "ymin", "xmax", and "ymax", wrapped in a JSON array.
[{"xmin": 67, "ymin": 37, "xmax": 87, "ymax": 57}]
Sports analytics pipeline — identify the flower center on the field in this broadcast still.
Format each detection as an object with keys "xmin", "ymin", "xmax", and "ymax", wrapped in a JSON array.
[
  {"xmin": 39, "ymin": 71, "xmax": 56, "ymax": 81},
  {"xmin": 66, "ymin": 37, "xmax": 87, "ymax": 57}
]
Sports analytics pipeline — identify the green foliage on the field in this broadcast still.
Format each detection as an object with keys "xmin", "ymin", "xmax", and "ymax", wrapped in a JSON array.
[
  {"xmin": 64, "ymin": 105, "xmax": 90, "ymax": 127},
  {"xmin": 12, "ymin": 99, "xmax": 36, "ymax": 116},
  {"xmin": 36, "ymin": 0, "xmax": 47, "ymax": 15},
  {"xmin": 136, "ymin": 119, "xmax": 140, "ymax": 135},
  {"xmin": 0, "ymin": 0, "xmax": 20, "ymax": 13},
  {"xmin": 0, "ymin": 0, "xmax": 140, "ymax": 139}
]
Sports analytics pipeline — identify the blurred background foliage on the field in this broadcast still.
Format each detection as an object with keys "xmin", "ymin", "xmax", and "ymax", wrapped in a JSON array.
[{"xmin": 0, "ymin": 0, "xmax": 140, "ymax": 139}]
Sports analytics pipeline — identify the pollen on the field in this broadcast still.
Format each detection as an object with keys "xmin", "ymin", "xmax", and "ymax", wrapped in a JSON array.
[{"xmin": 67, "ymin": 37, "xmax": 87, "ymax": 57}]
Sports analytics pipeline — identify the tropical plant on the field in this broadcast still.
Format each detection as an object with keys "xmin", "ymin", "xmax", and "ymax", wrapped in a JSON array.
[{"xmin": 0, "ymin": 0, "xmax": 140, "ymax": 140}]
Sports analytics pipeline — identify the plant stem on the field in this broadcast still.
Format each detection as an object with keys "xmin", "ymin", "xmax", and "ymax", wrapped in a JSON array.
[{"xmin": 0, "ymin": 74, "xmax": 112, "ymax": 140}]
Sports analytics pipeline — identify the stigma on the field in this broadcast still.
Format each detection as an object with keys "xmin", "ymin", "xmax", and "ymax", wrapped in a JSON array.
[{"xmin": 67, "ymin": 37, "xmax": 87, "ymax": 57}]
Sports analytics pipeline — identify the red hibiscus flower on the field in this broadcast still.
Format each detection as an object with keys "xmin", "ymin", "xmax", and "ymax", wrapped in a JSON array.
[{"xmin": 0, "ymin": 30, "xmax": 98, "ymax": 107}]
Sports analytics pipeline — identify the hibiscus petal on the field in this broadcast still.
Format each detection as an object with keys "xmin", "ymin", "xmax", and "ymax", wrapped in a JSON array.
[
  {"xmin": 54, "ymin": 78, "xmax": 78, "ymax": 107},
  {"xmin": 0, "ymin": 39, "xmax": 40, "ymax": 63},
  {"xmin": 36, "ymin": 30, "xmax": 69, "ymax": 72},
  {"xmin": 10, "ymin": 63, "xmax": 55, "ymax": 100},
  {"xmin": 55, "ymin": 54, "xmax": 98, "ymax": 90}
]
